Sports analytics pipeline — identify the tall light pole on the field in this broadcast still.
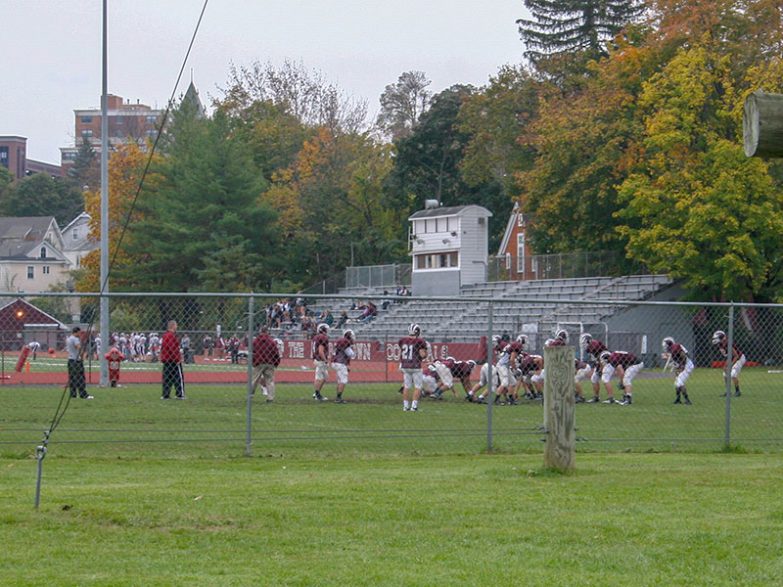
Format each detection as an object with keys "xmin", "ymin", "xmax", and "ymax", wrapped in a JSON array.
[{"xmin": 99, "ymin": 0, "xmax": 110, "ymax": 386}]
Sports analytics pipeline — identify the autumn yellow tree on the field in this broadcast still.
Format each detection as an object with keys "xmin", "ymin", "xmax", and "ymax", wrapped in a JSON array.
[{"xmin": 76, "ymin": 143, "xmax": 160, "ymax": 291}]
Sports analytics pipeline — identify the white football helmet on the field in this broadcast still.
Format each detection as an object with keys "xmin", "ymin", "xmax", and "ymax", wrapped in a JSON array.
[
  {"xmin": 712, "ymin": 330, "xmax": 726, "ymax": 345},
  {"xmin": 579, "ymin": 333, "xmax": 592, "ymax": 349},
  {"xmin": 492, "ymin": 334, "xmax": 501, "ymax": 345},
  {"xmin": 662, "ymin": 337, "xmax": 675, "ymax": 351},
  {"xmin": 343, "ymin": 329, "xmax": 355, "ymax": 341},
  {"xmin": 516, "ymin": 334, "xmax": 528, "ymax": 349},
  {"xmin": 408, "ymin": 323, "xmax": 421, "ymax": 337},
  {"xmin": 317, "ymin": 323, "xmax": 330, "ymax": 335},
  {"xmin": 555, "ymin": 329, "xmax": 569, "ymax": 342},
  {"xmin": 599, "ymin": 351, "xmax": 611, "ymax": 365}
]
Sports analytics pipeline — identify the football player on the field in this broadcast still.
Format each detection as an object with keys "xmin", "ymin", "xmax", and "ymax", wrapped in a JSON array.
[
  {"xmin": 311, "ymin": 323, "xmax": 330, "ymax": 401},
  {"xmin": 599, "ymin": 350, "xmax": 644, "ymax": 405},
  {"xmin": 712, "ymin": 330, "xmax": 746, "ymax": 397},
  {"xmin": 399, "ymin": 323, "xmax": 428, "ymax": 412},
  {"xmin": 662, "ymin": 337, "xmax": 693, "ymax": 404},
  {"xmin": 331, "ymin": 329, "xmax": 356, "ymax": 404},
  {"xmin": 579, "ymin": 333, "xmax": 609, "ymax": 403}
]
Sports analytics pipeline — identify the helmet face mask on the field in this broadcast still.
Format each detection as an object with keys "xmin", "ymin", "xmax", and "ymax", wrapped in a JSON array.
[{"xmin": 599, "ymin": 351, "xmax": 611, "ymax": 365}]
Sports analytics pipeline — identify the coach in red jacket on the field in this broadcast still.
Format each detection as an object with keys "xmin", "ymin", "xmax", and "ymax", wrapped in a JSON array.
[{"xmin": 161, "ymin": 320, "xmax": 185, "ymax": 400}]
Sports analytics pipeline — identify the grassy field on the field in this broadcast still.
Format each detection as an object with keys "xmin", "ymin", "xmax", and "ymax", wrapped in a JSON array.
[{"xmin": 1, "ymin": 369, "xmax": 782, "ymax": 585}]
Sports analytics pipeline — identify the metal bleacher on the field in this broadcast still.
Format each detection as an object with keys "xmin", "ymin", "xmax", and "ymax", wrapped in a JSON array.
[{"xmin": 347, "ymin": 274, "xmax": 673, "ymax": 342}]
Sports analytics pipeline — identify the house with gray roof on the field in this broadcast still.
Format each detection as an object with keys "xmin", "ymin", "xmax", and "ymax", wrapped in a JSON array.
[{"xmin": 0, "ymin": 216, "xmax": 72, "ymax": 292}]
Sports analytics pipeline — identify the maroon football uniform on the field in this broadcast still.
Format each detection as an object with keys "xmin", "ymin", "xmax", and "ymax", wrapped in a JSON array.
[
  {"xmin": 399, "ymin": 336, "xmax": 428, "ymax": 369},
  {"xmin": 519, "ymin": 354, "xmax": 542, "ymax": 375},
  {"xmin": 311, "ymin": 333, "xmax": 329, "ymax": 361},
  {"xmin": 450, "ymin": 360, "xmax": 474, "ymax": 379},
  {"xmin": 585, "ymin": 339, "xmax": 608, "ymax": 360},
  {"xmin": 718, "ymin": 339, "xmax": 743, "ymax": 360},
  {"xmin": 607, "ymin": 351, "xmax": 639, "ymax": 368},
  {"xmin": 332, "ymin": 337, "xmax": 353, "ymax": 365},
  {"xmin": 669, "ymin": 343, "xmax": 689, "ymax": 369}
]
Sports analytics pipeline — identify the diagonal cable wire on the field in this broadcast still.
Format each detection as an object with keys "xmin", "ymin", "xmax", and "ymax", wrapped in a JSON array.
[{"xmin": 41, "ymin": 0, "xmax": 210, "ymax": 444}]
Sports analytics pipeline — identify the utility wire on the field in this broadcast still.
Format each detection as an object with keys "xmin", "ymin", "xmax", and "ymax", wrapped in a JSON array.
[{"xmin": 39, "ymin": 0, "xmax": 211, "ymax": 450}]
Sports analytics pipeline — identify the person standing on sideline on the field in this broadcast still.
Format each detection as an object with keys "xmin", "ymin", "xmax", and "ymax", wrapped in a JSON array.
[
  {"xmin": 712, "ymin": 330, "xmax": 746, "ymax": 397},
  {"xmin": 66, "ymin": 327, "xmax": 93, "ymax": 399},
  {"xmin": 104, "ymin": 341, "xmax": 125, "ymax": 388},
  {"xmin": 662, "ymin": 337, "xmax": 694, "ymax": 404},
  {"xmin": 398, "ymin": 323, "xmax": 428, "ymax": 412},
  {"xmin": 311, "ymin": 323, "xmax": 330, "ymax": 401},
  {"xmin": 251, "ymin": 325, "xmax": 281, "ymax": 402},
  {"xmin": 161, "ymin": 320, "xmax": 185, "ymax": 399},
  {"xmin": 331, "ymin": 329, "xmax": 356, "ymax": 403}
]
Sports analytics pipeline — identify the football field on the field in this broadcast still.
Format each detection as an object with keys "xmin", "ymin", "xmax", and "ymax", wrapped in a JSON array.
[{"xmin": 1, "ymin": 369, "xmax": 782, "ymax": 585}]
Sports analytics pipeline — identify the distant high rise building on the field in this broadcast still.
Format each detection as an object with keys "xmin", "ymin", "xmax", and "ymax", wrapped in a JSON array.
[
  {"xmin": 60, "ymin": 94, "xmax": 163, "ymax": 171},
  {"xmin": 0, "ymin": 136, "xmax": 63, "ymax": 180}
]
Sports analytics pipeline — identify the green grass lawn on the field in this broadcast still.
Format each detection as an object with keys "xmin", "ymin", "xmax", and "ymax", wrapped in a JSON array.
[
  {"xmin": 1, "ymin": 454, "xmax": 782, "ymax": 585},
  {"xmin": 1, "ymin": 368, "xmax": 782, "ymax": 585}
]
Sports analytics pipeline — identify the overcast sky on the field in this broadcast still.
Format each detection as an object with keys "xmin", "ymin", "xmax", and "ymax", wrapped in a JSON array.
[{"xmin": 3, "ymin": 1, "xmax": 527, "ymax": 164}]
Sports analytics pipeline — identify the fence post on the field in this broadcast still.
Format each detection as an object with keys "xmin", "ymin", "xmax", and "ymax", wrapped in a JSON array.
[
  {"xmin": 723, "ymin": 304, "xmax": 734, "ymax": 448},
  {"xmin": 245, "ymin": 295, "xmax": 254, "ymax": 457},
  {"xmin": 543, "ymin": 345, "xmax": 575, "ymax": 472},
  {"xmin": 486, "ymin": 301, "xmax": 494, "ymax": 452}
]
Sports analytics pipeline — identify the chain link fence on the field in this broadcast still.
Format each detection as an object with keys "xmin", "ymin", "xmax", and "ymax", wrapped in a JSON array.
[{"xmin": 1, "ymin": 287, "xmax": 782, "ymax": 457}]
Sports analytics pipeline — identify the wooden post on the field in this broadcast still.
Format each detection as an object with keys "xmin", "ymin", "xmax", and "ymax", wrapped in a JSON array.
[
  {"xmin": 543, "ymin": 345, "xmax": 575, "ymax": 472},
  {"xmin": 743, "ymin": 91, "xmax": 783, "ymax": 158}
]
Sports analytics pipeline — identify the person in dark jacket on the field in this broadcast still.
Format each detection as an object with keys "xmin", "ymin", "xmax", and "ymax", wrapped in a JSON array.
[{"xmin": 251, "ymin": 325, "xmax": 282, "ymax": 402}]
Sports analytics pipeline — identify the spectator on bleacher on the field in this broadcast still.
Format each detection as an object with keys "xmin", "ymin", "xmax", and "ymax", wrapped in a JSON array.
[
  {"xmin": 335, "ymin": 310, "xmax": 349, "ymax": 329},
  {"xmin": 358, "ymin": 301, "xmax": 377, "ymax": 324},
  {"xmin": 381, "ymin": 291, "xmax": 392, "ymax": 310},
  {"xmin": 202, "ymin": 334, "xmax": 213, "ymax": 357},
  {"xmin": 319, "ymin": 309, "xmax": 334, "ymax": 327}
]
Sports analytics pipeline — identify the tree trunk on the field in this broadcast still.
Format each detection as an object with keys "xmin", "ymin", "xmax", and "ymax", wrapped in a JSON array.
[
  {"xmin": 543, "ymin": 345, "xmax": 575, "ymax": 472},
  {"xmin": 743, "ymin": 91, "xmax": 783, "ymax": 158}
]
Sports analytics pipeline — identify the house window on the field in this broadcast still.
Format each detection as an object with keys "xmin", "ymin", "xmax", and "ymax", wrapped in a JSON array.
[
  {"xmin": 517, "ymin": 213, "xmax": 525, "ymax": 228},
  {"xmin": 27, "ymin": 266, "xmax": 34, "ymax": 279},
  {"xmin": 40, "ymin": 247, "xmax": 47, "ymax": 259},
  {"xmin": 43, "ymin": 266, "xmax": 50, "ymax": 275},
  {"xmin": 73, "ymin": 229, "xmax": 79, "ymax": 239},
  {"xmin": 437, "ymin": 218, "xmax": 448, "ymax": 232},
  {"xmin": 81, "ymin": 129, "xmax": 93, "ymax": 138},
  {"xmin": 81, "ymin": 116, "xmax": 93, "ymax": 123},
  {"xmin": 517, "ymin": 232, "xmax": 525, "ymax": 273}
]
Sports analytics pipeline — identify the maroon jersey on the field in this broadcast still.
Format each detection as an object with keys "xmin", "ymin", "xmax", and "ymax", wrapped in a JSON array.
[
  {"xmin": 669, "ymin": 343, "xmax": 689, "ymax": 369},
  {"xmin": 332, "ymin": 337, "xmax": 353, "ymax": 365},
  {"xmin": 450, "ymin": 360, "xmax": 474, "ymax": 379},
  {"xmin": 160, "ymin": 331, "xmax": 181, "ymax": 363},
  {"xmin": 253, "ymin": 333, "xmax": 281, "ymax": 367},
  {"xmin": 718, "ymin": 339, "xmax": 743, "ymax": 360},
  {"xmin": 607, "ymin": 351, "xmax": 639, "ymax": 368},
  {"xmin": 426, "ymin": 364, "xmax": 440, "ymax": 381},
  {"xmin": 547, "ymin": 338, "xmax": 567, "ymax": 347},
  {"xmin": 399, "ymin": 336, "xmax": 428, "ymax": 369},
  {"xmin": 494, "ymin": 340, "xmax": 509, "ymax": 360},
  {"xmin": 519, "ymin": 354, "xmax": 542, "ymax": 375},
  {"xmin": 585, "ymin": 339, "xmax": 608, "ymax": 360},
  {"xmin": 311, "ymin": 333, "xmax": 329, "ymax": 361}
]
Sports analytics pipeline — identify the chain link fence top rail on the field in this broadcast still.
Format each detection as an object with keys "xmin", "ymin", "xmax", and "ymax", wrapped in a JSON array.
[{"xmin": 1, "ymin": 285, "xmax": 781, "ymax": 457}]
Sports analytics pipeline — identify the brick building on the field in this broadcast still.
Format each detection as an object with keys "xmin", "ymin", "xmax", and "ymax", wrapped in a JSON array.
[
  {"xmin": 0, "ymin": 136, "xmax": 63, "ymax": 180},
  {"xmin": 60, "ymin": 94, "xmax": 163, "ymax": 171}
]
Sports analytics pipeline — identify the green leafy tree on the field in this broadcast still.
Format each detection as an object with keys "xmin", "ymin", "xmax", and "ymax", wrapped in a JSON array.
[
  {"xmin": 616, "ymin": 45, "xmax": 783, "ymax": 301},
  {"xmin": 0, "ymin": 172, "xmax": 84, "ymax": 226},
  {"xmin": 122, "ymin": 100, "xmax": 278, "ymax": 292},
  {"xmin": 68, "ymin": 138, "xmax": 100, "ymax": 191}
]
